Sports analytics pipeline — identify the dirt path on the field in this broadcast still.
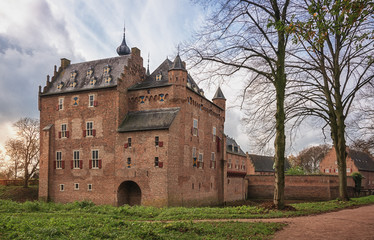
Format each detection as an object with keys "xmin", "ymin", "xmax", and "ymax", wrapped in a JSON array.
[
  {"xmin": 272, "ymin": 204, "xmax": 374, "ymax": 240},
  {"xmin": 194, "ymin": 205, "xmax": 374, "ymax": 239}
]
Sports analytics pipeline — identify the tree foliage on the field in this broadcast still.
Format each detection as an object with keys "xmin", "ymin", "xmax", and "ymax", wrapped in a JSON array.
[
  {"xmin": 296, "ymin": 144, "xmax": 330, "ymax": 173},
  {"xmin": 5, "ymin": 118, "xmax": 39, "ymax": 187}
]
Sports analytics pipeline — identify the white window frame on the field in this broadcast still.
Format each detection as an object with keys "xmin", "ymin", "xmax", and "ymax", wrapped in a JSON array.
[
  {"xmin": 213, "ymin": 127, "xmax": 216, "ymax": 142},
  {"xmin": 346, "ymin": 168, "xmax": 351, "ymax": 173},
  {"xmin": 192, "ymin": 147, "xmax": 196, "ymax": 158},
  {"xmin": 86, "ymin": 121, "xmax": 93, "ymax": 136},
  {"xmin": 193, "ymin": 119, "xmax": 198, "ymax": 136},
  {"xmin": 92, "ymin": 150, "xmax": 99, "ymax": 169},
  {"xmin": 155, "ymin": 157, "xmax": 159, "ymax": 167},
  {"xmin": 58, "ymin": 98, "xmax": 64, "ymax": 110},
  {"xmin": 56, "ymin": 151, "xmax": 62, "ymax": 169},
  {"xmin": 88, "ymin": 184, "xmax": 92, "ymax": 191},
  {"xmin": 73, "ymin": 150, "xmax": 80, "ymax": 169},
  {"xmin": 211, "ymin": 152, "xmax": 215, "ymax": 169},
  {"xmin": 59, "ymin": 184, "xmax": 64, "ymax": 191},
  {"xmin": 198, "ymin": 153, "xmax": 203, "ymax": 169},
  {"xmin": 242, "ymin": 160, "xmax": 246, "ymax": 170},
  {"xmin": 88, "ymin": 94, "xmax": 95, "ymax": 107},
  {"xmin": 236, "ymin": 159, "xmax": 239, "ymax": 169},
  {"xmin": 325, "ymin": 169, "xmax": 330, "ymax": 173},
  {"xmin": 74, "ymin": 183, "xmax": 79, "ymax": 190},
  {"xmin": 228, "ymin": 158, "xmax": 232, "ymax": 169},
  {"xmin": 61, "ymin": 124, "xmax": 67, "ymax": 138}
]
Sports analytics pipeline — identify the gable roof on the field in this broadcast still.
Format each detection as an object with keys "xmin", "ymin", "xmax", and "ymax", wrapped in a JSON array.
[
  {"xmin": 348, "ymin": 149, "xmax": 374, "ymax": 172},
  {"xmin": 248, "ymin": 154, "xmax": 290, "ymax": 172},
  {"xmin": 41, "ymin": 55, "xmax": 130, "ymax": 95},
  {"xmin": 118, "ymin": 108, "xmax": 180, "ymax": 132}
]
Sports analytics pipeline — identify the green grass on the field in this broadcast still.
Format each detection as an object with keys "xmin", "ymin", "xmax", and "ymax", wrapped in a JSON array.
[
  {"xmin": 0, "ymin": 212, "xmax": 284, "ymax": 240},
  {"xmin": 1, "ymin": 195, "xmax": 374, "ymax": 239}
]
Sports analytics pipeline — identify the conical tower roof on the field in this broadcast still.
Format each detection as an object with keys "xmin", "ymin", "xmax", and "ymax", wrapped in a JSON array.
[
  {"xmin": 169, "ymin": 54, "xmax": 186, "ymax": 71},
  {"xmin": 213, "ymin": 87, "xmax": 226, "ymax": 100}
]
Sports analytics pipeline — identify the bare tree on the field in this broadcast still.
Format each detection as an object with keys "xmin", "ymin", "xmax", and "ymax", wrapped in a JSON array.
[
  {"xmin": 296, "ymin": 144, "xmax": 331, "ymax": 173},
  {"xmin": 188, "ymin": 0, "xmax": 292, "ymax": 209},
  {"xmin": 290, "ymin": 0, "xmax": 374, "ymax": 199},
  {"xmin": 5, "ymin": 118, "xmax": 39, "ymax": 187}
]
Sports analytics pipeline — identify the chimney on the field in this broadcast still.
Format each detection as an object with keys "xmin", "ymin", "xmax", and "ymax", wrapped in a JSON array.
[{"xmin": 60, "ymin": 58, "xmax": 71, "ymax": 69}]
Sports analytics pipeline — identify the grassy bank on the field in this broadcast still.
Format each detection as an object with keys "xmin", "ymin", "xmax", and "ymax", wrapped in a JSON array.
[{"xmin": 1, "ymin": 196, "xmax": 374, "ymax": 239}]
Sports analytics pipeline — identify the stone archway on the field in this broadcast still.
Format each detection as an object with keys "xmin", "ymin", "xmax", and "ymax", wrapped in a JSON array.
[{"xmin": 117, "ymin": 181, "xmax": 141, "ymax": 206}]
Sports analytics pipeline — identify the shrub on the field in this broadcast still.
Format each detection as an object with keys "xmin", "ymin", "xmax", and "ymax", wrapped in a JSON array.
[{"xmin": 285, "ymin": 166, "xmax": 306, "ymax": 175}]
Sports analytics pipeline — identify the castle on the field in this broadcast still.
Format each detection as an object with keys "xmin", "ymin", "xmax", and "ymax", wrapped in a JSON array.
[{"xmin": 38, "ymin": 28, "xmax": 248, "ymax": 206}]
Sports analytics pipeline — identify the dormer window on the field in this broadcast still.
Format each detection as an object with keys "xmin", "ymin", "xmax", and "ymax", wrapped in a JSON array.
[
  {"xmin": 104, "ymin": 76, "xmax": 112, "ymax": 83},
  {"xmin": 89, "ymin": 78, "xmax": 97, "ymax": 86},
  {"xmin": 156, "ymin": 73, "xmax": 162, "ymax": 81},
  {"xmin": 234, "ymin": 146, "xmax": 238, "ymax": 153},
  {"xmin": 104, "ymin": 65, "xmax": 111, "ymax": 75},
  {"xmin": 86, "ymin": 68, "xmax": 93, "ymax": 78},
  {"xmin": 57, "ymin": 82, "xmax": 64, "ymax": 89},
  {"xmin": 70, "ymin": 71, "xmax": 77, "ymax": 81},
  {"xmin": 70, "ymin": 81, "xmax": 77, "ymax": 88},
  {"xmin": 228, "ymin": 145, "xmax": 233, "ymax": 151}
]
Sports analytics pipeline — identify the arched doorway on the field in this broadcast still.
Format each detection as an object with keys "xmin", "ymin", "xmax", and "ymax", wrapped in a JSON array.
[{"xmin": 117, "ymin": 181, "xmax": 141, "ymax": 206}]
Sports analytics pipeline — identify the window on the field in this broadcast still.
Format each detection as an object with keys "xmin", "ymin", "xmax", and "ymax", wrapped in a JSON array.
[
  {"xmin": 234, "ymin": 146, "xmax": 238, "ymax": 153},
  {"xmin": 61, "ymin": 124, "xmax": 67, "ymax": 138},
  {"xmin": 73, "ymin": 150, "xmax": 81, "ymax": 169},
  {"xmin": 213, "ymin": 127, "xmax": 216, "ymax": 142},
  {"xmin": 155, "ymin": 157, "xmax": 159, "ymax": 167},
  {"xmin": 58, "ymin": 98, "xmax": 64, "ymax": 110},
  {"xmin": 347, "ymin": 168, "xmax": 351, "ymax": 173},
  {"xmin": 128, "ymin": 138, "xmax": 132, "ymax": 147},
  {"xmin": 59, "ymin": 184, "xmax": 64, "ymax": 191},
  {"xmin": 89, "ymin": 95, "xmax": 95, "ymax": 107},
  {"xmin": 192, "ymin": 147, "xmax": 196, "ymax": 158},
  {"xmin": 193, "ymin": 119, "xmax": 198, "ymax": 136},
  {"xmin": 198, "ymin": 153, "xmax": 203, "ymax": 168},
  {"xmin": 325, "ymin": 169, "xmax": 330, "ymax": 173},
  {"xmin": 155, "ymin": 136, "xmax": 159, "ymax": 146},
  {"xmin": 236, "ymin": 159, "xmax": 239, "ymax": 169},
  {"xmin": 92, "ymin": 150, "xmax": 99, "ymax": 169},
  {"xmin": 56, "ymin": 151, "xmax": 62, "ymax": 169},
  {"xmin": 85, "ymin": 121, "xmax": 94, "ymax": 137},
  {"xmin": 127, "ymin": 157, "xmax": 131, "ymax": 168},
  {"xmin": 74, "ymin": 183, "xmax": 79, "ymax": 190},
  {"xmin": 228, "ymin": 158, "xmax": 232, "ymax": 168},
  {"xmin": 211, "ymin": 152, "xmax": 216, "ymax": 169},
  {"xmin": 88, "ymin": 184, "xmax": 92, "ymax": 191},
  {"xmin": 242, "ymin": 160, "xmax": 246, "ymax": 170}
]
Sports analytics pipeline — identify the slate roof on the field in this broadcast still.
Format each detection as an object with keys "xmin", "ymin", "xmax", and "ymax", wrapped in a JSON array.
[
  {"xmin": 118, "ymin": 108, "xmax": 180, "ymax": 132},
  {"xmin": 226, "ymin": 137, "xmax": 246, "ymax": 156},
  {"xmin": 213, "ymin": 87, "xmax": 226, "ymax": 100},
  {"xmin": 248, "ymin": 154, "xmax": 290, "ymax": 172},
  {"xmin": 41, "ymin": 55, "xmax": 130, "ymax": 95},
  {"xmin": 128, "ymin": 56, "xmax": 203, "ymax": 96},
  {"xmin": 348, "ymin": 149, "xmax": 374, "ymax": 172}
]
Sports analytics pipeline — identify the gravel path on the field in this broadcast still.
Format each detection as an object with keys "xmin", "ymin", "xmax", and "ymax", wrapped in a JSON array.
[{"xmin": 272, "ymin": 204, "xmax": 374, "ymax": 240}]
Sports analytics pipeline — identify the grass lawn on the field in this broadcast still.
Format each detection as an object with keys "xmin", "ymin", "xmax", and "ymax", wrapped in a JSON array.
[{"xmin": 0, "ymin": 187, "xmax": 374, "ymax": 239}]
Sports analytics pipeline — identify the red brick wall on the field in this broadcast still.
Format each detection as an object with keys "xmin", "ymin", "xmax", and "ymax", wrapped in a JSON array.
[{"xmin": 247, "ymin": 175, "xmax": 355, "ymax": 200}]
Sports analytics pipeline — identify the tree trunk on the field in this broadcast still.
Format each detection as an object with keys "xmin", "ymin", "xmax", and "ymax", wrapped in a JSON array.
[
  {"xmin": 23, "ymin": 163, "xmax": 28, "ymax": 188},
  {"xmin": 335, "ymin": 111, "xmax": 349, "ymax": 200}
]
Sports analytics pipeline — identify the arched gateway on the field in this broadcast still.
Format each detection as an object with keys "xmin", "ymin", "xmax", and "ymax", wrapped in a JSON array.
[{"xmin": 117, "ymin": 181, "xmax": 141, "ymax": 206}]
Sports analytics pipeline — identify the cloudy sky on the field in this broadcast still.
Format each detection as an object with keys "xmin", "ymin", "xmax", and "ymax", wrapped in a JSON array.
[{"xmin": 0, "ymin": 0, "xmax": 327, "ymax": 155}]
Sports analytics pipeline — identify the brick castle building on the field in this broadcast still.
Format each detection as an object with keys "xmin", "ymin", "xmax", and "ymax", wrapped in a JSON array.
[{"xmin": 38, "ymin": 28, "xmax": 248, "ymax": 206}]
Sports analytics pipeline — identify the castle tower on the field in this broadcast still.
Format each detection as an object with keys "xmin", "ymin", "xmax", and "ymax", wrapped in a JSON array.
[
  {"xmin": 212, "ymin": 87, "xmax": 226, "ymax": 111},
  {"xmin": 116, "ymin": 25, "xmax": 131, "ymax": 55},
  {"xmin": 168, "ymin": 54, "xmax": 187, "ymax": 86}
]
